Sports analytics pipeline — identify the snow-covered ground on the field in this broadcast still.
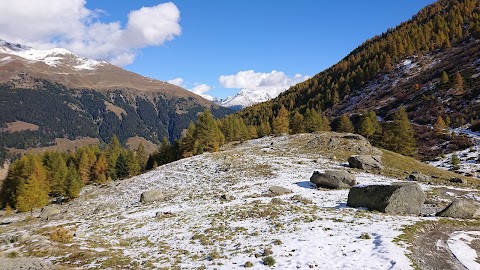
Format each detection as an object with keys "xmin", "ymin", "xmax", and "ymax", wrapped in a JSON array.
[
  {"xmin": 0, "ymin": 134, "xmax": 477, "ymax": 269},
  {"xmin": 447, "ymin": 231, "xmax": 480, "ymax": 269},
  {"xmin": 428, "ymin": 128, "xmax": 480, "ymax": 178}
]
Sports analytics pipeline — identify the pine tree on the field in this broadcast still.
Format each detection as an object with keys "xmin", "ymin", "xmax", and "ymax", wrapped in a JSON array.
[
  {"xmin": 303, "ymin": 108, "xmax": 323, "ymax": 132},
  {"xmin": 115, "ymin": 152, "xmax": 129, "ymax": 179},
  {"xmin": 180, "ymin": 122, "xmax": 196, "ymax": 158},
  {"xmin": 434, "ymin": 115, "xmax": 447, "ymax": 135},
  {"xmin": 65, "ymin": 162, "xmax": 82, "ymax": 199},
  {"xmin": 43, "ymin": 152, "xmax": 68, "ymax": 197},
  {"xmin": 337, "ymin": 114, "xmax": 355, "ymax": 133},
  {"xmin": 92, "ymin": 153, "xmax": 109, "ymax": 184},
  {"xmin": 136, "ymin": 143, "xmax": 148, "ymax": 172},
  {"xmin": 290, "ymin": 111, "xmax": 304, "ymax": 134},
  {"xmin": 15, "ymin": 156, "xmax": 49, "ymax": 212},
  {"xmin": 126, "ymin": 149, "xmax": 140, "ymax": 177},
  {"xmin": 78, "ymin": 151, "xmax": 91, "ymax": 184},
  {"xmin": 193, "ymin": 110, "xmax": 225, "ymax": 154},
  {"xmin": 383, "ymin": 107, "xmax": 416, "ymax": 156},
  {"xmin": 248, "ymin": 125, "xmax": 258, "ymax": 139},
  {"xmin": 272, "ymin": 105, "xmax": 290, "ymax": 135},
  {"xmin": 441, "ymin": 71, "xmax": 449, "ymax": 84},
  {"xmin": 358, "ymin": 114, "xmax": 375, "ymax": 139},
  {"xmin": 453, "ymin": 71, "xmax": 464, "ymax": 95},
  {"xmin": 258, "ymin": 121, "xmax": 272, "ymax": 137}
]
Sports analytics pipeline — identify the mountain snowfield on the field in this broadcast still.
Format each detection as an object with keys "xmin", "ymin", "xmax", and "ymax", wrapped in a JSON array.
[
  {"xmin": 203, "ymin": 89, "xmax": 272, "ymax": 110},
  {"xmin": 0, "ymin": 40, "xmax": 107, "ymax": 70},
  {"xmin": 1, "ymin": 133, "xmax": 479, "ymax": 269}
]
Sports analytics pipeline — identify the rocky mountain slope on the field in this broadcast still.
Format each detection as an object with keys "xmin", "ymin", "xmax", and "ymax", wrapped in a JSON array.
[
  {"xmin": 0, "ymin": 133, "xmax": 478, "ymax": 269},
  {"xmin": 0, "ymin": 40, "xmax": 232, "ymax": 152}
]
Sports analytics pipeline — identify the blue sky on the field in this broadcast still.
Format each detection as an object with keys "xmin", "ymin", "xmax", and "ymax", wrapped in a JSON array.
[{"xmin": 0, "ymin": 0, "xmax": 436, "ymax": 99}]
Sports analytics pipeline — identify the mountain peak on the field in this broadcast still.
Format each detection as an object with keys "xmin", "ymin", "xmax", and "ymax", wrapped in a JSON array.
[
  {"xmin": 217, "ymin": 89, "xmax": 272, "ymax": 110},
  {"xmin": 0, "ymin": 39, "xmax": 106, "ymax": 70}
]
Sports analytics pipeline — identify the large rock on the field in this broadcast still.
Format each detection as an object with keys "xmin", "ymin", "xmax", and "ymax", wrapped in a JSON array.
[
  {"xmin": 38, "ymin": 206, "xmax": 61, "ymax": 220},
  {"xmin": 347, "ymin": 182, "xmax": 426, "ymax": 215},
  {"xmin": 140, "ymin": 190, "xmax": 167, "ymax": 203},
  {"xmin": 436, "ymin": 199, "xmax": 480, "ymax": 219},
  {"xmin": 310, "ymin": 170, "xmax": 357, "ymax": 189},
  {"xmin": 348, "ymin": 155, "xmax": 383, "ymax": 171}
]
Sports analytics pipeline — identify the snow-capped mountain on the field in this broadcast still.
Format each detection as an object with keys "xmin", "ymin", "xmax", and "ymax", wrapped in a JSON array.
[
  {"xmin": 214, "ymin": 89, "xmax": 272, "ymax": 110},
  {"xmin": 0, "ymin": 40, "xmax": 106, "ymax": 70}
]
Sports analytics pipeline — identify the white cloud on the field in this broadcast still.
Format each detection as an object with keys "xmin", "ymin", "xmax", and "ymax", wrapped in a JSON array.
[
  {"xmin": 0, "ymin": 0, "xmax": 181, "ymax": 66},
  {"xmin": 218, "ymin": 70, "xmax": 309, "ymax": 98},
  {"xmin": 189, "ymin": 83, "xmax": 212, "ymax": 95},
  {"xmin": 167, "ymin": 78, "xmax": 185, "ymax": 87}
]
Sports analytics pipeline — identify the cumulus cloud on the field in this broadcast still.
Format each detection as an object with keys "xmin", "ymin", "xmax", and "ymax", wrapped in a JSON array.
[
  {"xmin": 167, "ymin": 78, "xmax": 185, "ymax": 87},
  {"xmin": 219, "ymin": 70, "xmax": 309, "ymax": 98},
  {"xmin": 189, "ymin": 83, "xmax": 212, "ymax": 95},
  {"xmin": 0, "ymin": 0, "xmax": 181, "ymax": 66}
]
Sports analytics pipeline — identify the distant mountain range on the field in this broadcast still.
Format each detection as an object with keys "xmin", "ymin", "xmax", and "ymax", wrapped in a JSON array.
[
  {"xmin": 202, "ymin": 89, "xmax": 272, "ymax": 111},
  {"xmin": 0, "ymin": 40, "xmax": 231, "ymax": 153}
]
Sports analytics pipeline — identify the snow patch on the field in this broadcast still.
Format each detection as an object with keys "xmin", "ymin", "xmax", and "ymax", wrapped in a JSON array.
[{"xmin": 447, "ymin": 231, "xmax": 480, "ymax": 269}]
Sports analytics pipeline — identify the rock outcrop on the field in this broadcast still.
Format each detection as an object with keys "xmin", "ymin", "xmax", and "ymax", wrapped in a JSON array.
[
  {"xmin": 347, "ymin": 155, "xmax": 383, "ymax": 171},
  {"xmin": 310, "ymin": 170, "xmax": 357, "ymax": 189},
  {"xmin": 436, "ymin": 199, "xmax": 480, "ymax": 219},
  {"xmin": 347, "ymin": 182, "xmax": 426, "ymax": 215}
]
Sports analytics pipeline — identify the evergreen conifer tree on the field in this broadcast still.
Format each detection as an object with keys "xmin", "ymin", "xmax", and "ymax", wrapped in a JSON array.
[
  {"xmin": 383, "ymin": 107, "xmax": 416, "ymax": 156},
  {"xmin": 65, "ymin": 162, "xmax": 82, "ymax": 199},
  {"xmin": 15, "ymin": 156, "xmax": 49, "ymax": 212},
  {"xmin": 337, "ymin": 114, "xmax": 355, "ymax": 133},
  {"xmin": 453, "ymin": 71, "xmax": 464, "ymax": 95},
  {"xmin": 434, "ymin": 115, "xmax": 447, "ymax": 135},
  {"xmin": 272, "ymin": 105, "xmax": 290, "ymax": 135},
  {"xmin": 290, "ymin": 111, "xmax": 304, "ymax": 134}
]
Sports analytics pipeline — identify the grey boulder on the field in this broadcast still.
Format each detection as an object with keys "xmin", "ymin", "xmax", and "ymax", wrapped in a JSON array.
[
  {"xmin": 38, "ymin": 206, "xmax": 61, "ymax": 220},
  {"xmin": 436, "ymin": 199, "xmax": 480, "ymax": 219},
  {"xmin": 348, "ymin": 155, "xmax": 383, "ymax": 171},
  {"xmin": 310, "ymin": 170, "xmax": 357, "ymax": 189},
  {"xmin": 347, "ymin": 182, "xmax": 426, "ymax": 215},
  {"xmin": 268, "ymin": 186, "xmax": 293, "ymax": 196},
  {"xmin": 140, "ymin": 190, "xmax": 167, "ymax": 203}
]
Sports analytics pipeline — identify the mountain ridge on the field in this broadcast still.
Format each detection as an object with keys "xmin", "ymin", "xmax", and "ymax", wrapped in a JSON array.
[{"xmin": 0, "ymin": 40, "xmax": 232, "ymax": 153}]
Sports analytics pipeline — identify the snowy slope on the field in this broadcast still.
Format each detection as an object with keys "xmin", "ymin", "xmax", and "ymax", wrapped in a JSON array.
[
  {"xmin": 1, "ymin": 133, "xmax": 462, "ymax": 269},
  {"xmin": 217, "ymin": 89, "xmax": 272, "ymax": 110},
  {"xmin": 0, "ymin": 39, "xmax": 106, "ymax": 70}
]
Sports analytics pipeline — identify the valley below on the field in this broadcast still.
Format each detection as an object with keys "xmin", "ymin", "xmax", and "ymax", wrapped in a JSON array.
[{"xmin": 0, "ymin": 133, "xmax": 479, "ymax": 269}]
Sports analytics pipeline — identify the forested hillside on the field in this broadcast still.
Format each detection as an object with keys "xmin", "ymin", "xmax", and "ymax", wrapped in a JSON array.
[{"xmin": 236, "ymin": 0, "xmax": 480, "ymax": 158}]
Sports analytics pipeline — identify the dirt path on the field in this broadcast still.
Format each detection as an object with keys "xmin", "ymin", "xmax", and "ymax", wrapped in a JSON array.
[{"xmin": 410, "ymin": 222, "xmax": 479, "ymax": 270}]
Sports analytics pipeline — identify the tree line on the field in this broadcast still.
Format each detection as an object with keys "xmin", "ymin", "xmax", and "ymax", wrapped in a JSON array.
[
  {"xmin": 0, "ymin": 106, "xmax": 418, "ymax": 212},
  {"xmin": 0, "ymin": 135, "xmax": 148, "ymax": 212}
]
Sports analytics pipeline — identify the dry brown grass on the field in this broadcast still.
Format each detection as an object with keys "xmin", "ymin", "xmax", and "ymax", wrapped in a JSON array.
[
  {"xmin": 4, "ymin": 121, "xmax": 39, "ymax": 132},
  {"xmin": 126, "ymin": 136, "xmax": 158, "ymax": 154},
  {"xmin": 381, "ymin": 149, "xmax": 479, "ymax": 186},
  {"xmin": 8, "ymin": 137, "xmax": 99, "ymax": 154},
  {"xmin": 104, "ymin": 101, "xmax": 127, "ymax": 119}
]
